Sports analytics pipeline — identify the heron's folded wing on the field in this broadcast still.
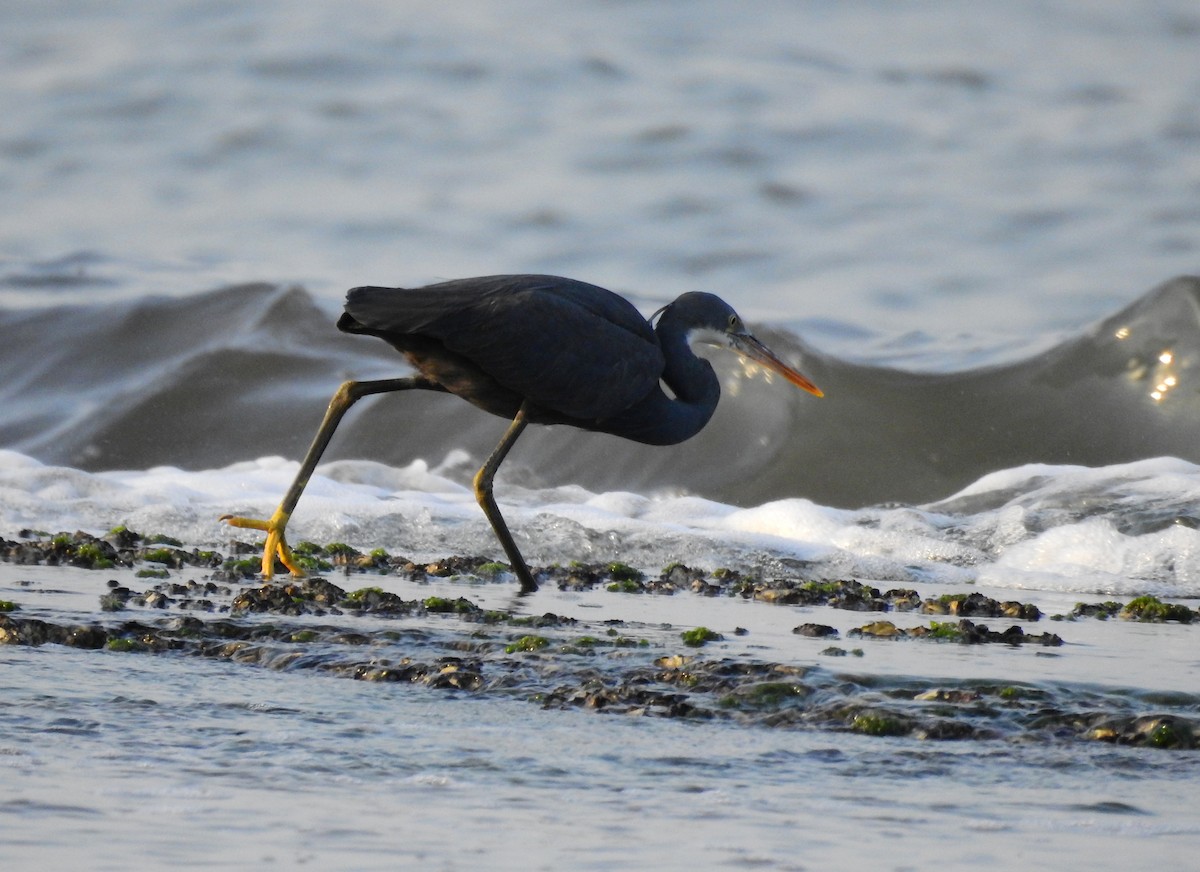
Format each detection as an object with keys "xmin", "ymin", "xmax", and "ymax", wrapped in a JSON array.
[{"xmin": 344, "ymin": 275, "xmax": 664, "ymax": 421}]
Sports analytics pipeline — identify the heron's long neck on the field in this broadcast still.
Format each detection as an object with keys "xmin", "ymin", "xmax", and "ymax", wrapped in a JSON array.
[
  {"xmin": 658, "ymin": 320, "xmax": 720, "ymax": 410},
  {"xmin": 602, "ymin": 318, "xmax": 719, "ymax": 446}
]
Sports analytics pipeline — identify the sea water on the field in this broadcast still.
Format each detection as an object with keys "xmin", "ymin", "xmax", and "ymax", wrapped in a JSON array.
[
  {"xmin": 2, "ymin": 0, "xmax": 1199, "ymax": 340},
  {"xmin": 9, "ymin": 638, "xmax": 1195, "ymax": 872},
  {"xmin": 3, "ymin": 1, "xmax": 1200, "ymax": 869},
  {"xmin": 2, "ymin": 454, "xmax": 1200, "ymax": 871}
]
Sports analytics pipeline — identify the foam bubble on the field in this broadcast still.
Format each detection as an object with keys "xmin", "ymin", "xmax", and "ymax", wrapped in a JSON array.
[{"xmin": 0, "ymin": 451, "xmax": 1196, "ymax": 595}]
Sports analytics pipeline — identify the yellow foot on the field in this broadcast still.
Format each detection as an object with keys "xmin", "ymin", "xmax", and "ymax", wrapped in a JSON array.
[{"xmin": 219, "ymin": 508, "xmax": 305, "ymax": 579}]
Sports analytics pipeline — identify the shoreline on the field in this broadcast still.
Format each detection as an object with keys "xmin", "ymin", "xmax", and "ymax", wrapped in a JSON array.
[{"xmin": 4, "ymin": 527, "xmax": 1198, "ymax": 750}]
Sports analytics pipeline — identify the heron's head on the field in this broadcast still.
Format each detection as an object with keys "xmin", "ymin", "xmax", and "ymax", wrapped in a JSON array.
[{"xmin": 653, "ymin": 292, "xmax": 824, "ymax": 398}]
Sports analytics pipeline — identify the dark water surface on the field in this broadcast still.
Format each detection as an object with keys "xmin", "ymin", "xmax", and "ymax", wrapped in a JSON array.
[{"xmin": 0, "ymin": 276, "xmax": 1197, "ymax": 507}]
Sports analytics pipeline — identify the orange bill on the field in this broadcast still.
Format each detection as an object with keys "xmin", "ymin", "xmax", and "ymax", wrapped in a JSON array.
[{"xmin": 731, "ymin": 334, "xmax": 824, "ymax": 398}]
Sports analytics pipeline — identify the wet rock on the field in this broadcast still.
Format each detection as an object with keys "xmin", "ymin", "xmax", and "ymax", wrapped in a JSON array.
[
  {"xmin": 425, "ymin": 663, "xmax": 485, "ymax": 691},
  {"xmin": 421, "ymin": 595, "xmax": 481, "ymax": 615},
  {"xmin": 5, "ymin": 531, "xmax": 126, "ymax": 570},
  {"xmin": 1053, "ymin": 596, "xmax": 1195, "ymax": 624},
  {"xmin": 354, "ymin": 663, "xmax": 422, "ymax": 682},
  {"xmin": 546, "ymin": 682, "xmax": 706, "ymax": 719},
  {"xmin": 1, "ymin": 581, "xmax": 1196, "ymax": 750},
  {"xmin": 423, "ymin": 555, "xmax": 495, "ymax": 577},
  {"xmin": 233, "ymin": 578, "xmax": 365, "ymax": 616},
  {"xmin": 5, "ymin": 542, "xmax": 47, "ymax": 565},
  {"xmin": 885, "ymin": 589, "xmax": 923, "ymax": 611},
  {"xmin": 753, "ymin": 587, "xmax": 806, "ymax": 605},
  {"xmin": 1002, "ymin": 601, "xmax": 1042, "ymax": 620},
  {"xmin": 734, "ymin": 578, "xmax": 1051, "ymax": 622},
  {"xmin": 137, "ymin": 546, "xmax": 188, "ymax": 569},
  {"xmin": 164, "ymin": 616, "xmax": 206, "ymax": 636},
  {"xmin": 719, "ymin": 680, "xmax": 811, "ymax": 710},
  {"xmin": 849, "ymin": 710, "xmax": 911, "ymax": 737},
  {"xmin": 914, "ymin": 688, "xmax": 981, "ymax": 704},
  {"xmin": 859, "ymin": 619, "xmax": 1066, "ymax": 646},
  {"xmin": 0, "ymin": 614, "xmax": 61, "ymax": 646},
  {"xmin": 100, "ymin": 585, "xmax": 136, "ymax": 611},
  {"xmin": 103, "ymin": 526, "xmax": 142, "ymax": 550},
  {"xmin": 1062, "ymin": 601, "xmax": 1124, "ymax": 621},
  {"xmin": 1131, "ymin": 715, "xmax": 1195, "ymax": 748},
  {"xmin": 340, "ymin": 586, "xmax": 415, "ymax": 614},
  {"xmin": 913, "ymin": 719, "xmax": 985, "ymax": 741},
  {"xmin": 680, "ymin": 626, "xmax": 723, "ymax": 647},
  {"xmin": 143, "ymin": 590, "xmax": 172, "ymax": 609},
  {"xmin": 850, "ymin": 620, "xmax": 902, "ymax": 639},
  {"xmin": 511, "ymin": 612, "xmax": 576, "ymax": 629},
  {"xmin": 793, "ymin": 623, "xmax": 838, "ymax": 638},
  {"xmin": 1119, "ymin": 596, "xmax": 1195, "ymax": 623},
  {"xmin": 746, "ymin": 578, "xmax": 894, "ymax": 610},
  {"xmin": 922, "ymin": 592, "xmax": 1041, "ymax": 621},
  {"xmin": 1087, "ymin": 714, "xmax": 1195, "ymax": 749},
  {"xmin": 64, "ymin": 625, "xmax": 108, "ymax": 649},
  {"xmin": 820, "ymin": 646, "xmax": 860, "ymax": 657},
  {"xmin": 827, "ymin": 580, "xmax": 891, "ymax": 612},
  {"xmin": 663, "ymin": 563, "xmax": 703, "ymax": 589},
  {"xmin": 957, "ymin": 621, "xmax": 1062, "ymax": 646}
]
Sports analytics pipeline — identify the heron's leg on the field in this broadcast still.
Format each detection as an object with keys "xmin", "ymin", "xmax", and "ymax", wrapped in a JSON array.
[
  {"xmin": 474, "ymin": 403, "xmax": 537, "ymax": 593},
  {"xmin": 222, "ymin": 376, "xmax": 443, "ymax": 578}
]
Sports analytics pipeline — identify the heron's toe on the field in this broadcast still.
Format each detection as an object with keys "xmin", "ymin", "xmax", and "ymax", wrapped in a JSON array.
[
  {"xmin": 219, "ymin": 511, "xmax": 303, "ymax": 579},
  {"xmin": 219, "ymin": 514, "xmax": 270, "ymax": 531}
]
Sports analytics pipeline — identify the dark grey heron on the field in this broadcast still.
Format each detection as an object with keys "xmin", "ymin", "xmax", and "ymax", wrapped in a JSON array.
[{"xmin": 222, "ymin": 274, "xmax": 822, "ymax": 592}]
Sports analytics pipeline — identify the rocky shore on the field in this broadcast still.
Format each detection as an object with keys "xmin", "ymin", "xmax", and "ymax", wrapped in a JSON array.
[{"xmin": 2, "ymin": 528, "xmax": 1197, "ymax": 750}]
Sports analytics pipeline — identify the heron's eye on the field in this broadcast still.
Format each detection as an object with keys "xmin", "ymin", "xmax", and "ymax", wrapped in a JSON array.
[{"xmin": 727, "ymin": 314, "xmax": 740, "ymax": 331}]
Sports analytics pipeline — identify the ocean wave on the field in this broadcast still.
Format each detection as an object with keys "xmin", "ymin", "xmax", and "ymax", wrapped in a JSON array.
[
  {"xmin": 0, "ymin": 449, "xmax": 1196, "ymax": 596},
  {"xmin": 2, "ymin": 275, "xmax": 1198, "ymax": 509}
]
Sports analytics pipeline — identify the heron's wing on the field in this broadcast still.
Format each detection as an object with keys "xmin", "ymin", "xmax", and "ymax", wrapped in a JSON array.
[{"xmin": 344, "ymin": 275, "xmax": 664, "ymax": 421}]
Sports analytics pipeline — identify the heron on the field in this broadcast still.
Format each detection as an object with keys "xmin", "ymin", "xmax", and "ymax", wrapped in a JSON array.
[{"xmin": 221, "ymin": 274, "xmax": 822, "ymax": 592}]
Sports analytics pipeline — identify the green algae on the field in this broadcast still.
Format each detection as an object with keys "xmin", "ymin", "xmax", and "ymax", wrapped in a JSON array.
[
  {"xmin": 505, "ymin": 635, "xmax": 550, "ymax": 653},
  {"xmin": 74, "ymin": 542, "xmax": 116, "ymax": 570},
  {"xmin": 851, "ymin": 712, "xmax": 910, "ymax": 737},
  {"xmin": 607, "ymin": 562, "xmax": 643, "ymax": 582},
  {"xmin": 344, "ymin": 586, "xmax": 385, "ymax": 602},
  {"xmin": 681, "ymin": 626, "xmax": 723, "ymax": 647},
  {"xmin": 141, "ymin": 548, "xmax": 179, "ymax": 565},
  {"xmin": 222, "ymin": 557, "xmax": 262, "ymax": 576},
  {"xmin": 925, "ymin": 620, "xmax": 965, "ymax": 641},
  {"xmin": 145, "ymin": 534, "xmax": 183, "ymax": 547},
  {"xmin": 719, "ymin": 681, "xmax": 809, "ymax": 710},
  {"xmin": 105, "ymin": 638, "xmax": 140, "ymax": 653},
  {"xmin": 295, "ymin": 555, "xmax": 333, "ymax": 573},
  {"xmin": 1146, "ymin": 720, "xmax": 1190, "ymax": 749},
  {"xmin": 423, "ymin": 596, "xmax": 480, "ymax": 615},
  {"xmin": 1121, "ymin": 595, "xmax": 1194, "ymax": 624}
]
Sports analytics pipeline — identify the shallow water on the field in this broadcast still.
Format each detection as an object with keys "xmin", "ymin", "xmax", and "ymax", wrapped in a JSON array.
[
  {"xmin": 7, "ymin": 657, "xmax": 1198, "ymax": 872},
  {"xmin": 4, "ymin": 563, "xmax": 1200, "ymax": 871}
]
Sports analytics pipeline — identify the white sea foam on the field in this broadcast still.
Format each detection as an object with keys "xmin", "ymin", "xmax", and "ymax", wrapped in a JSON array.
[{"xmin": 2, "ymin": 449, "xmax": 1197, "ymax": 597}]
